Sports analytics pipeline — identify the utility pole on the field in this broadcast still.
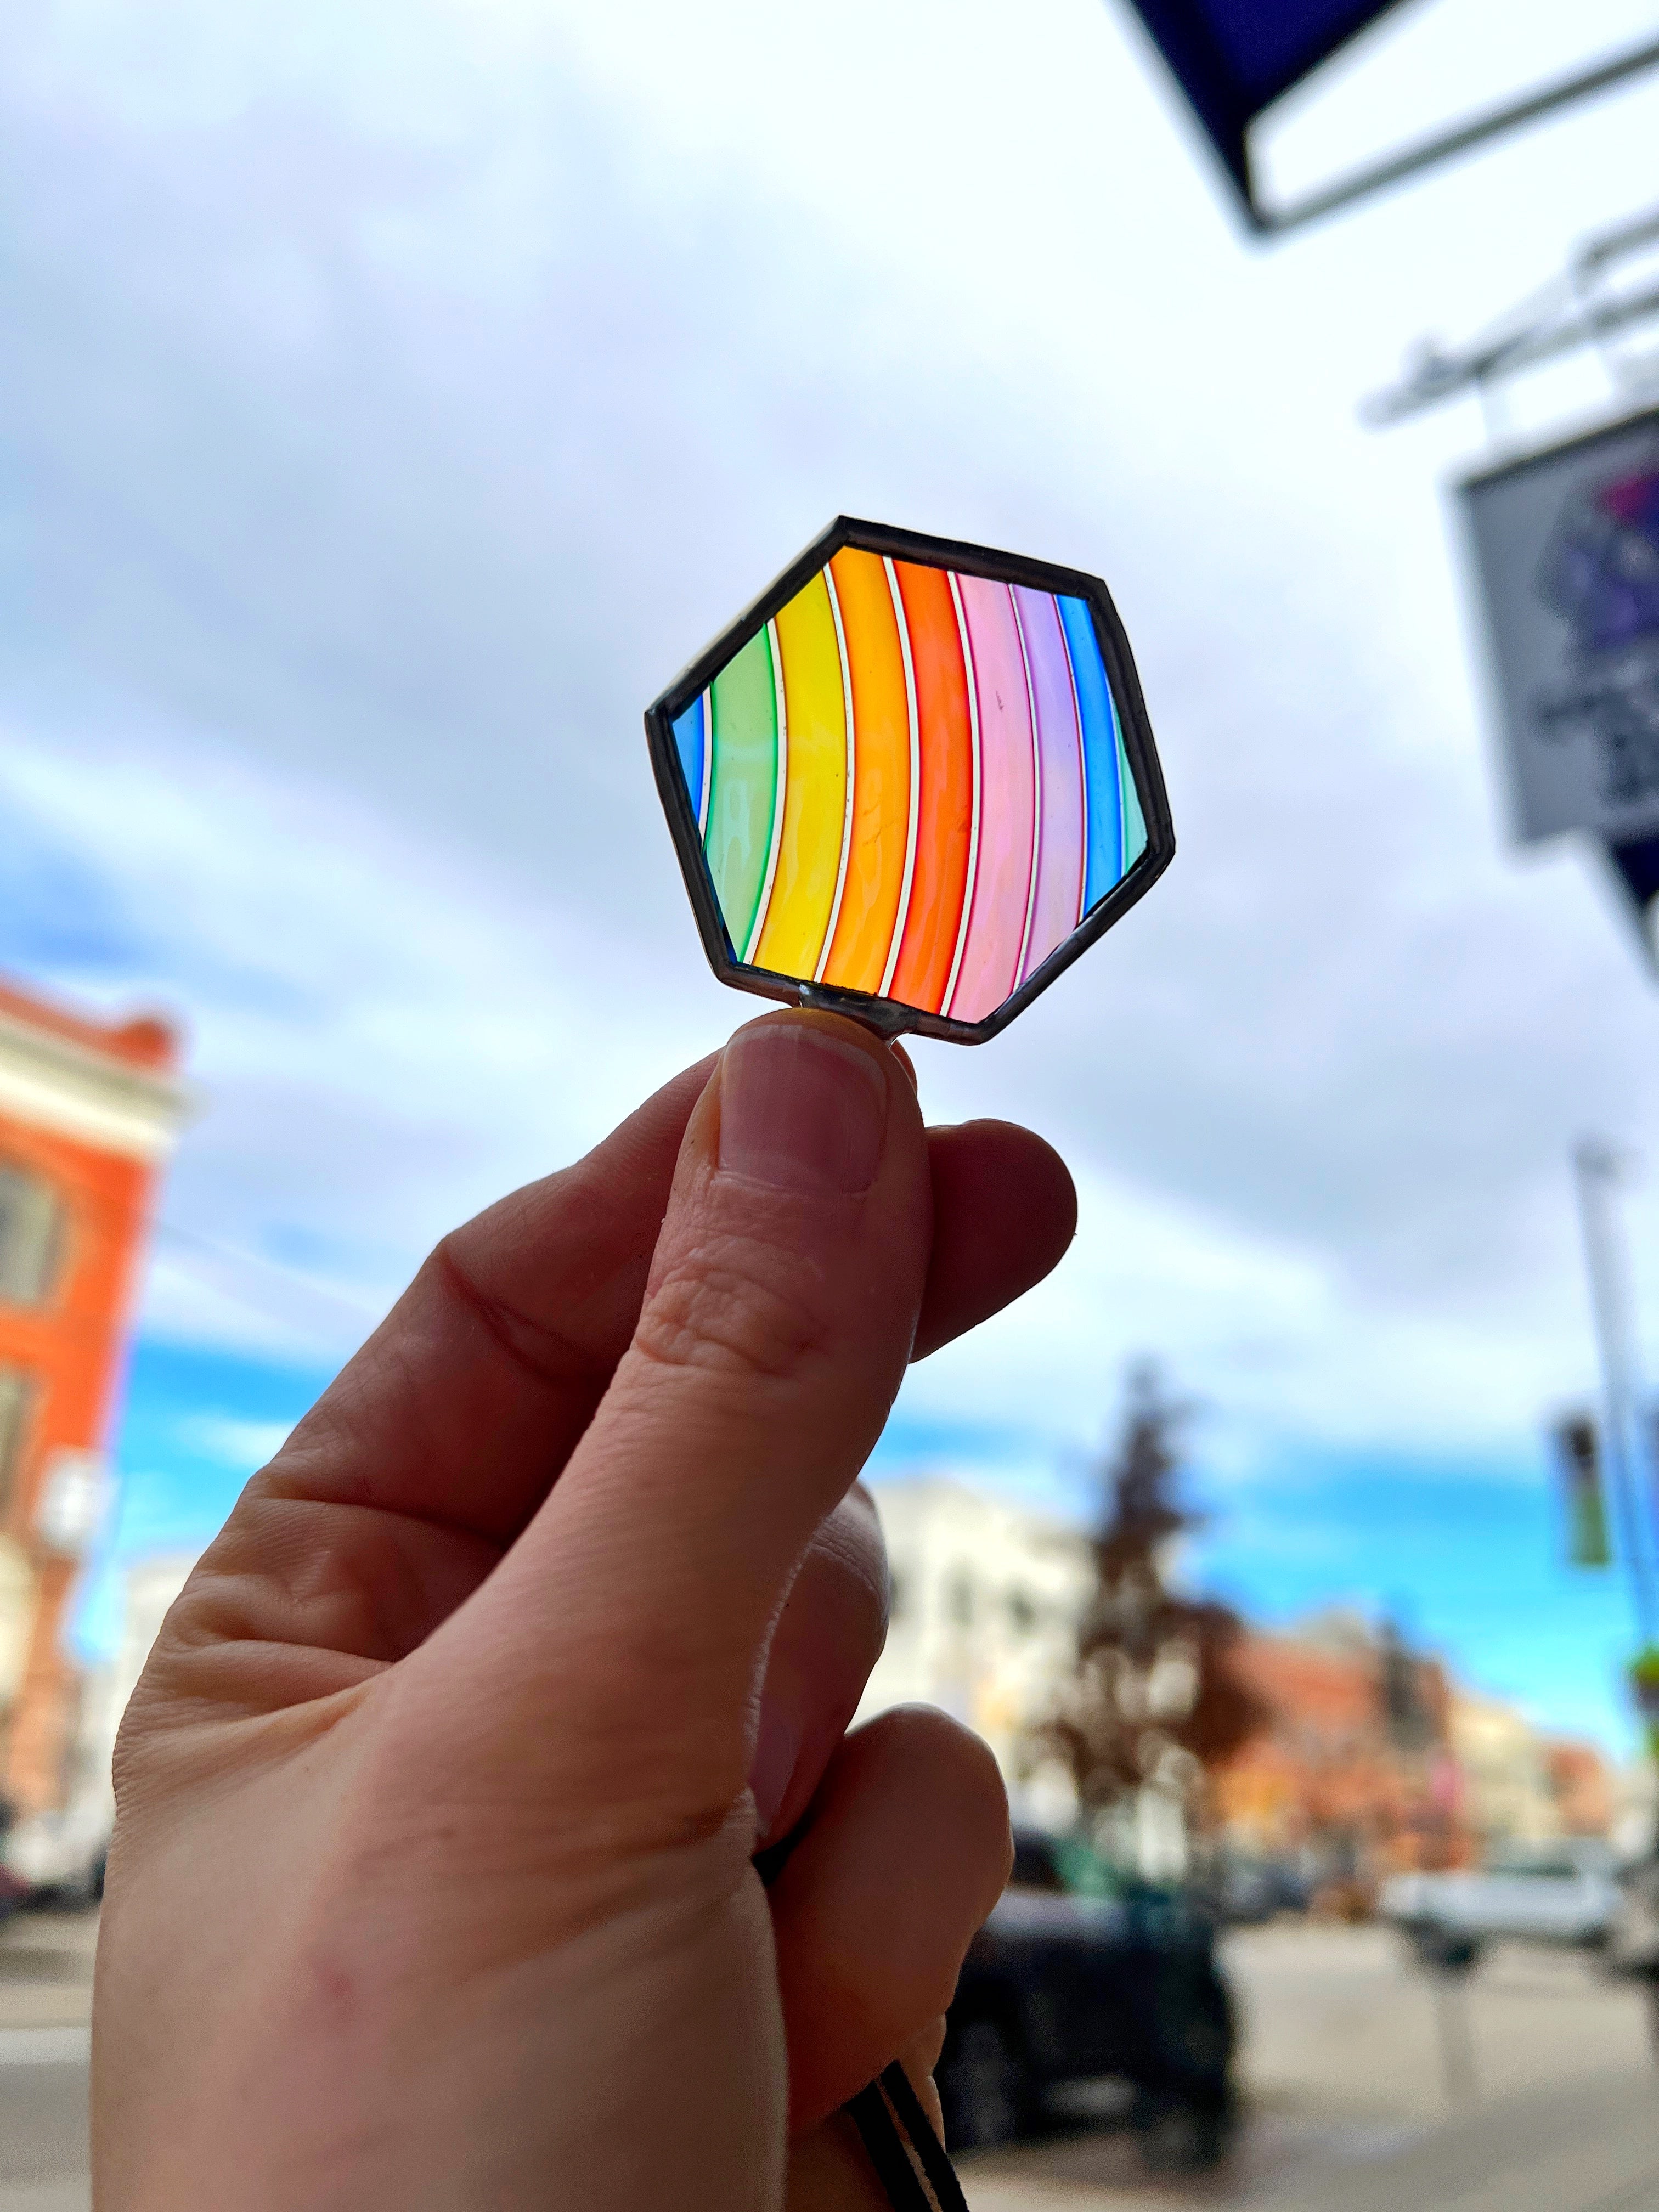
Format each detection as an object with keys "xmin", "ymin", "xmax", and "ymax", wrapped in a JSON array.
[{"xmin": 1573, "ymin": 1140, "xmax": 1657, "ymax": 1643}]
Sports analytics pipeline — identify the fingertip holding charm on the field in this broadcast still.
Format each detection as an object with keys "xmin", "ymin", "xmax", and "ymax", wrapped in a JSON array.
[{"xmin": 646, "ymin": 518, "xmax": 1174, "ymax": 1045}]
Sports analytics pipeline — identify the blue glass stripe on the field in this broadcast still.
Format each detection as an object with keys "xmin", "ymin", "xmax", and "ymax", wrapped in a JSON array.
[
  {"xmin": 1118, "ymin": 716, "xmax": 1147, "ymax": 870},
  {"xmin": 672, "ymin": 697, "xmax": 705, "ymax": 827},
  {"xmin": 1059, "ymin": 596, "xmax": 1125, "ymax": 913}
]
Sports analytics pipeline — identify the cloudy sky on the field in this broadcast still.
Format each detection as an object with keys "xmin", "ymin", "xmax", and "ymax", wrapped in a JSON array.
[{"xmin": 7, "ymin": 0, "xmax": 1659, "ymax": 1745}]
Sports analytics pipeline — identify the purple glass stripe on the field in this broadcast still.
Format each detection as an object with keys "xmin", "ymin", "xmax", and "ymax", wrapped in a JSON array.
[
  {"xmin": 947, "ymin": 577, "xmax": 1035, "ymax": 1023},
  {"xmin": 1012, "ymin": 587, "xmax": 1085, "ymax": 981}
]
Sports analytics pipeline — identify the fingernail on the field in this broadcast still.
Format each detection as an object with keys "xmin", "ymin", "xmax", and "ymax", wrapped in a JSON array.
[
  {"xmin": 719, "ymin": 1023, "xmax": 889, "ymax": 1197},
  {"xmin": 751, "ymin": 1699, "xmax": 804, "ymax": 1841}
]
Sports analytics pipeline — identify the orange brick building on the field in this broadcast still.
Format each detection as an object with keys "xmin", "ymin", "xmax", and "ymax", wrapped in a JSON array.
[
  {"xmin": 1543, "ymin": 1739, "xmax": 1615, "ymax": 1837},
  {"xmin": 0, "ymin": 981, "xmax": 185, "ymax": 1819},
  {"xmin": 1212, "ymin": 1615, "xmax": 1469, "ymax": 1879}
]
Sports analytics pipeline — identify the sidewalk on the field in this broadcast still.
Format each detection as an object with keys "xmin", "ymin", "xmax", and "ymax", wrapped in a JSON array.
[{"xmin": 0, "ymin": 1913, "xmax": 94, "ymax": 2212}]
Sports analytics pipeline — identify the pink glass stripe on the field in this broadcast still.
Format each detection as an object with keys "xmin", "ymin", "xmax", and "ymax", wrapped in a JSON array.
[
  {"xmin": 1012, "ymin": 586, "xmax": 1085, "ymax": 981},
  {"xmin": 947, "ymin": 577, "xmax": 1036, "ymax": 1023}
]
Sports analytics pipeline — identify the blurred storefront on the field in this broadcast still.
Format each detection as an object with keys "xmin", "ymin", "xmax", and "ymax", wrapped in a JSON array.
[
  {"xmin": 864, "ymin": 1482, "xmax": 1623, "ymax": 1892},
  {"xmin": 1215, "ymin": 1616, "xmax": 1616, "ymax": 1882},
  {"xmin": 857, "ymin": 1479, "xmax": 1093, "ymax": 1826},
  {"xmin": 0, "ymin": 978, "xmax": 185, "ymax": 1822},
  {"xmin": 1212, "ymin": 1611, "xmax": 1466, "ymax": 1883}
]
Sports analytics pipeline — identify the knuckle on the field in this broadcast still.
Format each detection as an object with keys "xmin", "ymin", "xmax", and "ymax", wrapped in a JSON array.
[{"xmin": 631, "ymin": 1229, "xmax": 836, "ymax": 1387}]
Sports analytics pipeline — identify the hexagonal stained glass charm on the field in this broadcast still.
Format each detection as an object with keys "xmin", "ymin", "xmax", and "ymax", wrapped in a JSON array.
[{"xmin": 646, "ymin": 517, "xmax": 1173, "ymax": 1043}]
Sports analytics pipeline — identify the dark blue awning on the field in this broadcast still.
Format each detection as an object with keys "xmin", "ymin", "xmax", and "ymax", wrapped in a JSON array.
[
  {"xmin": 1126, "ymin": 1, "xmax": 1403, "ymax": 199},
  {"xmin": 1122, "ymin": 3, "xmax": 1659, "ymax": 232}
]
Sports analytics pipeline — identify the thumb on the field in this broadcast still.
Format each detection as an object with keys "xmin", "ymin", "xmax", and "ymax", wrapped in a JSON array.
[{"xmin": 420, "ymin": 1010, "xmax": 933, "ymax": 1841}]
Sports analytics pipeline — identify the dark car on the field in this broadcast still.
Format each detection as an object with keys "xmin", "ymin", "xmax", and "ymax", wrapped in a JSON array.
[
  {"xmin": 936, "ymin": 1828, "xmax": 1237, "ymax": 2168},
  {"xmin": 1207, "ymin": 1849, "xmax": 1313, "ymax": 1926},
  {"xmin": 0, "ymin": 1861, "xmax": 27, "ymax": 1924}
]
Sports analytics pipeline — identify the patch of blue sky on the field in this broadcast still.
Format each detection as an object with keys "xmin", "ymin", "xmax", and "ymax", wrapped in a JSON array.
[
  {"xmin": 0, "ymin": 759, "xmax": 329, "ymax": 1024},
  {"xmin": 1187, "ymin": 1446, "xmax": 1647, "ymax": 1753},
  {"xmin": 0, "ymin": 831, "xmax": 151, "ymax": 979},
  {"xmin": 72, "ymin": 1334, "xmax": 337, "ymax": 1663},
  {"xmin": 868, "ymin": 1414, "xmax": 1649, "ymax": 1754},
  {"xmin": 255, "ymin": 1221, "xmax": 402, "ymax": 1280},
  {"xmin": 65, "ymin": 1333, "xmax": 1651, "ymax": 1752},
  {"xmin": 870, "ymin": 1406, "xmax": 1089, "ymax": 1522}
]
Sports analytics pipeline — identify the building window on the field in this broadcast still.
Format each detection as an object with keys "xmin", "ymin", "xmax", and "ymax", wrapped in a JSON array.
[
  {"xmin": 0, "ymin": 1366, "xmax": 35, "ymax": 1521},
  {"xmin": 947, "ymin": 1571, "xmax": 975, "ymax": 1628},
  {"xmin": 0, "ymin": 1165, "xmax": 64, "ymax": 1307}
]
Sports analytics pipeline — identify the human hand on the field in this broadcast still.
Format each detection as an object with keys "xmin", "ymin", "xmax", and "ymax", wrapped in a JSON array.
[{"xmin": 94, "ymin": 1011, "xmax": 1076, "ymax": 2210}]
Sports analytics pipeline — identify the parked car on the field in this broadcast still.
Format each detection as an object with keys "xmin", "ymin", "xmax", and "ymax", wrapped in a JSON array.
[
  {"xmin": 1379, "ymin": 1838, "xmax": 1621, "ymax": 1969},
  {"xmin": 936, "ymin": 1829, "xmax": 1237, "ymax": 2169},
  {"xmin": 0, "ymin": 1861, "xmax": 27, "ymax": 1925},
  {"xmin": 1605, "ymin": 1854, "xmax": 1659, "ymax": 1979},
  {"xmin": 1, "ymin": 1799, "xmax": 110, "ymax": 1911},
  {"xmin": 1204, "ymin": 1850, "xmax": 1312, "ymax": 1926}
]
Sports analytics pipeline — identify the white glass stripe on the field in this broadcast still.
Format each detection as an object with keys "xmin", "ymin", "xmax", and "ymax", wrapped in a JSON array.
[
  {"xmin": 941, "ymin": 571, "xmax": 981, "ymax": 1020},
  {"xmin": 744, "ymin": 619, "xmax": 789, "ymax": 963},
  {"xmin": 815, "ymin": 563, "xmax": 857, "ymax": 985},
  {"xmin": 878, "ymin": 556, "xmax": 922, "ymax": 1001}
]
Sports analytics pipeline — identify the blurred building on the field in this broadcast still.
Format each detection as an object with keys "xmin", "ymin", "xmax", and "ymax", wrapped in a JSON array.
[
  {"xmin": 1543, "ymin": 1737, "xmax": 1615, "ymax": 1837},
  {"xmin": 1214, "ymin": 1612, "xmax": 1465, "ymax": 1879},
  {"xmin": 4, "ymin": 1550, "xmax": 200, "ymax": 1895},
  {"xmin": 856, "ymin": 1479, "xmax": 1092, "ymax": 1822},
  {"xmin": 0, "ymin": 980, "xmax": 185, "ymax": 1821},
  {"xmin": 1611, "ymin": 1756, "xmax": 1659, "ymax": 1860},
  {"xmin": 857, "ymin": 1483, "xmax": 1626, "ymax": 1884},
  {"xmin": 1448, "ymin": 1697, "xmax": 1616, "ymax": 1847}
]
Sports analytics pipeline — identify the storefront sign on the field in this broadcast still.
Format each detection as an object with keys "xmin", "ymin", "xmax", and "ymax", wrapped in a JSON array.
[{"xmin": 1462, "ymin": 410, "xmax": 1659, "ymax": 844}]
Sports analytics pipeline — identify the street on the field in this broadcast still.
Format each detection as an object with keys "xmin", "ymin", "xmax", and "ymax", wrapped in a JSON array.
[
  {"xmin": 1, "ymin": 1914, "xmax": 1654, "ymax": 2209},
  {"xmin": 964, "ymin": 1922, "xmax": 1658, "ymax": 2211}
]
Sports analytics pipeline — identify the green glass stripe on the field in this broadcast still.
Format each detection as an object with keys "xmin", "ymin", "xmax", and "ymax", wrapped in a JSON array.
[
  {"xmin": 705, "ymin": 629, "xmax": 778, "ymax": 957},
  {"xmin": 1118, "ymin": 726, "xmax": 1147, "ymax": 869}
]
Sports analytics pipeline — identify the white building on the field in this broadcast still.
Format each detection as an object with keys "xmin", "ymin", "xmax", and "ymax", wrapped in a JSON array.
[
  {"xmin": 855, "ymin": 1477, "xmax": 1093, "ymax": 1825},
  {"xmin": 4, "ymin": 1550, "xmax": 198, "ymax": 1893},
  {"xmin": 1449, "ymin": 1689, "xmax": 1564, "ymax": 1846}
]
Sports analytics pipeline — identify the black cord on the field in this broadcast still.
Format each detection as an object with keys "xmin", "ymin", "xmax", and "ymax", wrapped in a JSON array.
[
  {"xmin": 878, "ymin": 2063, "xmax": 970, "ymax": 2212},
  {"xmin": 842, "ymin": 2066, "xmax": 970, "ymax": 2212},
  {"xmin": 755, "ymin": 1841, "xmax": 969, "ymax": 2208},
  {"xmin": 844, "ymin": 2081, "xmax": 934, "ymax": 2212}
]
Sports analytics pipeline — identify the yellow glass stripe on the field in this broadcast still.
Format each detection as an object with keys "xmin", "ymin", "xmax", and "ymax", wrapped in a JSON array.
[
  {"xmin": 820, "ymin": 548, "xmax": 910, "ymax": 995},
  {"xmin": 752, "ymin": 569, "xmax": 848, "ymax": 979}
]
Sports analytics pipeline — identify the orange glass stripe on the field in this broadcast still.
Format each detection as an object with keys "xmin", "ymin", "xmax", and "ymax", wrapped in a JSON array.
[
  {"xmin": 819, "ymin": 549, "xmax": 911, "ymax": 996},
  {"xmin": 888, "ymin": 561, "xmax": 974, "ymax": 1013}
]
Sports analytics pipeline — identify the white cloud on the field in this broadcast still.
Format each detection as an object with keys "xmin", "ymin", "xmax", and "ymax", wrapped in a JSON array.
[
  {"xmin": 179, "ymin": 1416, "xmax": 295, "ymax": 1471},
  {"xmin": 4, "ymin": 0, "xmax": 1659, "ymax": 1493}
]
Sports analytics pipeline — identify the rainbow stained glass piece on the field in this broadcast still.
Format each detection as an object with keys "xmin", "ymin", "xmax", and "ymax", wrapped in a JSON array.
[{"xmin": 647, "ymin": 520, "xmax": 1172, "ymax": 1043}]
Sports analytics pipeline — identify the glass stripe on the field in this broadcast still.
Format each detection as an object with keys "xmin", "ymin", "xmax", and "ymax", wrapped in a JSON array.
[
  {"xmin": 947, "ymin": 578, "xmax": 1036, "ymax": 1023},
  {"xmin": 1059, "ymin": 595, "xmax": 1126, "ymax": 913},
  {"xmin": 672, "ymin": 697, "xmax": 704, "ymax": 830},
  {"xmin": 753, "ymin": 572, "xmax": 848, "ymax": 980},
  {"xmin": 819, "ymin": 548, "xmax": 912, "ymax": 996},
  {"xmin": 704, "ymin": 627, "xmax": 778, "ymax": 958},
  {"xmin": 1012, "ymin": 587, "xmax": 1085, "ymax": 981}
]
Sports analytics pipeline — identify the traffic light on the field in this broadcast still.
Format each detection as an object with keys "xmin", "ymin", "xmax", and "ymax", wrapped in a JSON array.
[{"xmin": 1554, "ymin": 1414, "xmax": 1611, "ymax": 1568}]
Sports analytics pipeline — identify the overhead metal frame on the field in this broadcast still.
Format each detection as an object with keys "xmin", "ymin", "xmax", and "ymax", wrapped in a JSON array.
[
  {"xmin": 1248, "ymin": 33, "xmax": 1659, "ymax": 236},
  {"xmin": 1362, "ymin": 206, "xmax": 1659, "ymax": 427}
]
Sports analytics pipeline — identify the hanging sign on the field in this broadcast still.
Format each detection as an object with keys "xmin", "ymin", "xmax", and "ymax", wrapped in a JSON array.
[{"xmin": 1461, "ymin": 409, "xmax": 1659, "ymax": 845}]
